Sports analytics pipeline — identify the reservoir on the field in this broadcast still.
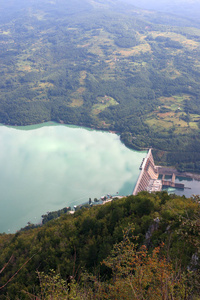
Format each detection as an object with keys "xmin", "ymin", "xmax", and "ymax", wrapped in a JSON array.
[
  {"xmin": 0, "ymin": 122, "xmax": 146, "ymax": 233},
  {"xmin": 164, "ymin": 177, "xmax": 200, "ymax": 197}
]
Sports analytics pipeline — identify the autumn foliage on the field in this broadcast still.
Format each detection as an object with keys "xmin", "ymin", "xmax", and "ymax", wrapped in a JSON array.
[
  {"xmin": 0, "ymin": 192, "xmax": 200, "ymax": 299},
  {"xmin": 81, "ymin": 228, "xmax": 189, "ymax": 300}
]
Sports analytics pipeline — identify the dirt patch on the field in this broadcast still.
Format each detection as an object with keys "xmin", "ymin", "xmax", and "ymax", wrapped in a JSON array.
[
  {"xmin": 157, "ymin": 112, "xmax": 174, "ymax": 118},
  {"xmin": 77, "ymin": 43, "xmax": 90, "ymax": 48},
  {"xmin": 118, "ymin": 43, "xmax": 151, "ymax": 56},
  {"xmin": 70, "ymin": 98, "xmax": 84, "ymax": 107},
  {"xmin": 69, "ymin": 86, "xmax": 86, "ymax": 107},
  {"xmin": 79, "ymin": 71, "xmax": 87, "ymax": 85},
  {"xmin": 77, "ymin": 87, "xmax": 85, "ymax": 93}
]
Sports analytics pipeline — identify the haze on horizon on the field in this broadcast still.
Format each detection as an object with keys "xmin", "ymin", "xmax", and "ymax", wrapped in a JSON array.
[
  {"xmin": 123, "ymin": 0, "xmax": 200, "ymax": 19},
  {"xmin": 1, "ymin": 0, "xmax": 200, "ymax": 17}
]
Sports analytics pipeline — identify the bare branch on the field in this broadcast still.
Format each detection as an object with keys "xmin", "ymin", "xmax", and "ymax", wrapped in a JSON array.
[
  {"xmin": 0, "ymin": 254, "xmax": 36, "ymax": 290},
  {"xmin": 0, "ymin": 255, "xmax": 14, "ymax": 275}
]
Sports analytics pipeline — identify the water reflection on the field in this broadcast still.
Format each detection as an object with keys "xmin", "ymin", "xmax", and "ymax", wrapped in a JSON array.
[
  {"xmin": 163, "ymin": 177, "xmax": 200, "ymax": 197},
  {"xmin": 0, "ymin": 122, "xmax": 146, "ymax": 233}
]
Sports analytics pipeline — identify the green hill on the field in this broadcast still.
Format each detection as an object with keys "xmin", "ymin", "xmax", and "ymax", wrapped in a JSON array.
[
  {"xmin": 1, "ymin": 0, "xmax": 200, "ymax": 170},
  {"xmin": 0, "ymin": 192, "xmax": 199, "ymax": 299}
]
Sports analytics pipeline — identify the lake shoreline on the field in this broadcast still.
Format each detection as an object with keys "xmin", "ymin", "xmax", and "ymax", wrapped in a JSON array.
[
  {"xmin": 2, "ymin": 120, "xmax": 200, "ymax": 176},
  {"xmin": 0, "ymin": 123, "xmax": 145, "ymax": 233},
  {"xmin": 157, "ymin": 166, "xmax": 200, "ymax": 181}
]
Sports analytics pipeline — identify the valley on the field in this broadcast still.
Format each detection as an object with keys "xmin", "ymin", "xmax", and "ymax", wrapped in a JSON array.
[
  {"xmin": 1, "ymin": 0, "xmax": 200, "ymax": 171},
  {"xmin": 0, "ymin": 2, "xmax": 200, "ymax": 298}
]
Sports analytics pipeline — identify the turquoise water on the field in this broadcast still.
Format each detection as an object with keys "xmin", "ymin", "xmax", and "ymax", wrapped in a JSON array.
[{"xmin": 0, "ymin": 122, "xmax": 146, "ymax": 233}]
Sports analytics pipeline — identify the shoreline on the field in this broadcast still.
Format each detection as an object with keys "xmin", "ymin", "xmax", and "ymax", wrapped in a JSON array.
[
  {"xmin": 1, "ymin": 121, "xmax": 200, "ymax": 177},
  {"xmin": 157, "ymin": 166, "xmax": 200, "ymax": 181}
]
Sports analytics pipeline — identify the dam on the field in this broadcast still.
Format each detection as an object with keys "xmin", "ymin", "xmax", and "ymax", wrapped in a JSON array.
[{"xmin": 133, "ymin": 149, "xmax": 185, "ymax": 195}]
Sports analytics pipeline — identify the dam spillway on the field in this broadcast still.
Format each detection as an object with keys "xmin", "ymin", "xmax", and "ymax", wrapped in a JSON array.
[
  {"xmin": 133, "ymin": 149, "xmax": 185, "ymax": 195},
  {"xmin": 133, "ymin": 149, "xmax": 159, "ymax": 195}
]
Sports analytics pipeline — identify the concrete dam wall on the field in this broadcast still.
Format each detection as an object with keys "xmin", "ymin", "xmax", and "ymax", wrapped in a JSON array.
[{"xmin": 133, "ymin": 149, "xmax": 185, "ymax": 195}]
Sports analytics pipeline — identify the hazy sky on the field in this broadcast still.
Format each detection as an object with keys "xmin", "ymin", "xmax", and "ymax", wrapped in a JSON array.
[
  {"xmin": 124, "ymin": 0, "xmax": 200, "ymax": 6},
  {"xmin": 1, "ymin": 0, "xmax": 200, "ymax": 15},
  {"xmin": 120, "ymin": 0, "xmax": 200, "ymax": 22},
  {"xmin": 123, "ymin": 0, "xmax": 200, "ymax": 13}
]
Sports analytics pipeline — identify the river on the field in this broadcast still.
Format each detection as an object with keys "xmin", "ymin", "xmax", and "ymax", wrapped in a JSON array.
[{"xmin": 0, "ymin": 122, "xmax": 146, "ymax": 233}]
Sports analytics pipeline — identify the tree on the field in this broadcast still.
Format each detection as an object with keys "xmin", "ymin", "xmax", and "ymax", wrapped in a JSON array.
[{"xmin": 98, "ymin": 226, "xmax": 188, "ymax": 299}]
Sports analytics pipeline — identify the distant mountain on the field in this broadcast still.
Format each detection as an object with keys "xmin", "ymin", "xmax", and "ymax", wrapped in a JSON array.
[{"xmin": 123, "ymin": 0, "xmax": 200, "ymax": 24}]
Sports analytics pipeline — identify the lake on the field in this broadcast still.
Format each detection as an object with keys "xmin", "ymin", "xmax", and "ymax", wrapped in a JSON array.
[
  {"xmin": 163, "ymin": 176, "xmax": 200, "ymax": 197},
  {"xmin": 0, "ymin": 122, "xmax": 146, "ymax": 233}
]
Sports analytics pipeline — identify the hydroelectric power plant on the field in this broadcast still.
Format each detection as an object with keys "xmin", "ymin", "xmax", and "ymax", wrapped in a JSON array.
[{"xmin": 133, "ymin": 149, "xmax": 185, "ymax": 195}]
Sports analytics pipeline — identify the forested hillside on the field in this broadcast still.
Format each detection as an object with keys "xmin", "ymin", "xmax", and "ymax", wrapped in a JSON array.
[
  {"xmin": 0, "ymin": 192, "xmax": 199, "ymax": 299},
  {"xmin": 1, "ymin": 0, "xmax": 200, "ymax": 170}
]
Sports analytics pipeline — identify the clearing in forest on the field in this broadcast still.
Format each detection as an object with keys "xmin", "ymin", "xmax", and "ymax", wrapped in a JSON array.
[
  {"xmin": 145, "ymin": 94, "xmax": 200, "ymax": 132},
  {"xmin": 92, "ymin": 96, "xmax": 118, "ymax": 115}
]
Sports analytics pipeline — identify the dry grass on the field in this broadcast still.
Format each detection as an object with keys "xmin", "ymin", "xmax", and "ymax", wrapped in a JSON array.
[
  {"xmin": 146, "ymin": 92, "xmax": 200, "ymax": 134},
  {"xmin": 67, "ymin": 28, "xmax": 78, "ymax": 30},
  {"xmin": 189, "ymin": 122, "xmax": 198, "ymax": 129},
  {"xmin": 117, "ymin": 43, "xmax": 151, "ymax": 56},
  {"xmin": 69, "ymin": 87, "xmax": 86, "ymax": 107},
  {"xmin": 81, "ymin": 29, "xmax": 114, "ymax": 57},
  {"xmin": 146, "ymin": 118, "xmax": 173, "ymax": 129},
  {"xmin": 78, "ymin": 43, "xmax": 90, "ymax": 48},
  {"xmin": 39, "ymin": 82, "xmax": 54, "ymax": 88},
  {"xmin": 92, "ymin": 96, "xmax": 118, "ymax": 115},
  {"xmin": 159, "ymin": 95, "xmax": 191, "ymax": 106},
  {"xmin": 32, "ymin": 11, "xmax": 46, "ymax": 21},
  {"xmin": 145, "ymin": 108, "xmax": 193, "ymax": 132},
  {"xmin": 150, "ymin": 31, "xmax": 199, "ymax": 50},
  {"xmin": 157, "ymin": 112, "xmax": 174, "ymax": 118},
  {"xmin": 161, "ymin": 61, "xmax": 181, "ymax": 79},
  {"xmin": 79, "ymin": 71, "xmax": 87, "ymax": 85},
  {"xmin": 70, "ymin": 98, "xmax": 84, "ymax": 107},
  {"xmin": 2, "ymin": 30, "xmax": 10, "ymax": 35},
  {"xmin": 22, "ymin": 65, "xmax": 32, "ymax": 71}
]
